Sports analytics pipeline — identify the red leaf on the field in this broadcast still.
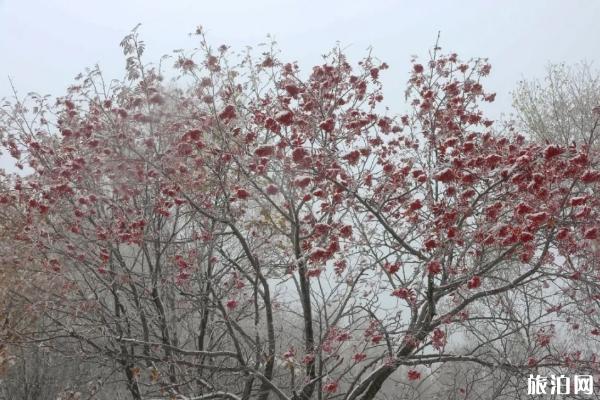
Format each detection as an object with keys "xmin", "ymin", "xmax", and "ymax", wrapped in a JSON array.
[
  {"xmin": 581, "ymin": 170, "xmax": 600, "ymax": 183},
  {"xmin": 515, "ymin": 203, "xmax": 534, "ymax": 216},
  {"xmin": 254, "ymin": 145, "xmax": 275, "ymax": 157},
  {"xmin": 226, "ymin": 299, "xmax": 238, "ymax": 310},
  {"xmin": 427, "ymin": 260, "xmax": 442, "ymax": 275},
  {"xmin": 294, "ymin": 176, "xmax": 311, "ymax": 188},
  {"xmin": 236, "ymin": 188, "xmax": 250, "ymax": 200},
  {"xmin": 343, "ymin": 150, "xmax": 361, "ymax": 166},
  {"xmin": 319, "ymin": 118, "xmax": 335, "ymax": 133},
  {"xmin": 527, "ymin": 212, "xmax": 548, "ymax": 226},
  {"xmin": 544, "ymin": 145, "xmax": 563, "ymax": 160},
  {"xmin": 219, "ymin": 104, "xmax": 236, "ymax": 121},
  {"xmin": 391, "ymin": 287, "xmax": 414, "ymax": 301},
  {"xmin": 570, "ymin": 196, "xmax": 587, "ymax": 206},
  {"xmin": 584, "ymin": 227, "xmax": 598, "ymax": 240},
  {"xmin": 339, "ymin": 225, "xmax": 353, "ymax": 238},
  {"xmin": 266, "ymin": 184, "xmax": 279, "ymax": 195},
  {"xmin": 467, "ymin": 276, "xmax": 481, "ymax": 289},
  {"xmin": 275, "ymin": 110, "xmax": 294, "ymax": 125},
  {"xmin": 556, "ymin": 228, "xmax": 570, "ymax": 240},
  {"xmin": 323, "ymin": 381, "xmax": 338, "ymax": 394},
  {"xmin": 408, "ymin": 199, "xmax": 422, "ymax": 211},
  {"xmin": 284, "ymin": 84, "xmax": 300, "ymax": 97},
  {"xmin": 407, "ymin": 370, "xmax": 421, "ymax": 381},
  {"xmin": 292, "ymin": 147, "xmax": 308, "ymax": 163},
  {"xmin": 434, "ymin": 168, "xmax": 455, "ymax": 183},
  {"xmin": 519, "ymin": 232, "xmax": 534, "ymax": 242}
]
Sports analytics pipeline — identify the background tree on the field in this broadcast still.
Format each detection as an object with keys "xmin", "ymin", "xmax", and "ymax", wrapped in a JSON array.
[
  {"xmin": 0, "ymin": 172, "xmax": 38, "ymax": 376},
  {"xmin": 512, "ymin": 62, "xmax": 600, "ymax": 147},
  {"xmin": 513, "ymin": 62, "xmax": 600, "ymax": 399}
]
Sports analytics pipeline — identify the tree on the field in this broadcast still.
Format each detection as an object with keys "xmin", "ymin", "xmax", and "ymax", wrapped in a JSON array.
[
  {"xmin": 1, "ymin": 27, "xmax": 600, "ymax": 400},
  {"xmin": 0, "ymin": 171, "xmax": 42, "ymax": 377},
  {"xmin": 512, "ymin": 62, "xmax": 600, "ymax": 147}
]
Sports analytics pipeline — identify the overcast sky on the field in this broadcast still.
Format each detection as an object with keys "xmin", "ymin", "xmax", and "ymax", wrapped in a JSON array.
[{"xmin": 1, "ymin": 0, "xmax": 600, "ymax": 170}]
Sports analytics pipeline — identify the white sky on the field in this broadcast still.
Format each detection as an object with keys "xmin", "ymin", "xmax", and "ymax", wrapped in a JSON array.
[{"xmin": 1, "ymin": 0, "xmax": 600, "ymax": 170}]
